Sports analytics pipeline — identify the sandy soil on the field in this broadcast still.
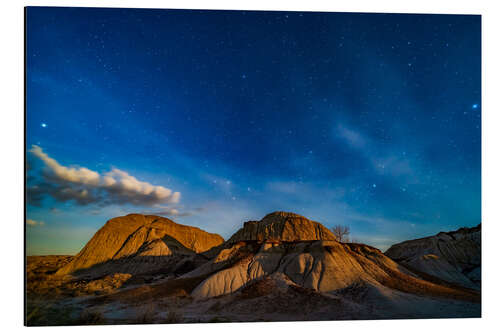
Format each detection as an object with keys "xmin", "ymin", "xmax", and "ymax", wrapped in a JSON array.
[{"xmin": 26, "ymin": 258, "xmax": 480, "ymax": 326}]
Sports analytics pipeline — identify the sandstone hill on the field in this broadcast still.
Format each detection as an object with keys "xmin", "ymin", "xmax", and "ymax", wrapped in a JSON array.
[
  {"xmin": 177, "ymin": 212, "xmax": 478, "ymax": 301},
  {"xmin": 28, "ymin": 212, "xmax": 481, "ymax": 324},
  {"xmin": 385, "ymin": 224, "xmax": 481, "ymax": 290},
  {"xmin": 56, "ymin": 214, "xmax": 224, "ymax": 277},
  {"xmin": 227, "ymin": 211, "xmax": 337, "ymax": 243}
]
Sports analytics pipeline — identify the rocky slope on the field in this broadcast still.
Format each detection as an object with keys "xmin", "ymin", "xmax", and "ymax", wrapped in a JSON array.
[
  {"xmin": 179, "ymin": 212, "xmax": 478, "ymax": 301},
  {"xmin": 385, "ymin": 224, "xmax": 481, "ymax": 290},
  {"xmin": 28, "ymin": 212, "xmax": 481, "ymax": 325},
  {"xmin": 56, "ymin": 214, "xmax": 224, "ymax": 277}
]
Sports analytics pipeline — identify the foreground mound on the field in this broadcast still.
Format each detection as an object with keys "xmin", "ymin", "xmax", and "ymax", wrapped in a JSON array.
[
  {"xmin": 385, "ymin": 224, "xmax": 481, "ymax": 290},
  {"xmin": 56, "ymin": 214, "xmax": 224, "ymax": 277},
  {"xmin": 181, "ymin": 212, "xmax": 478, "ymax": 302}
]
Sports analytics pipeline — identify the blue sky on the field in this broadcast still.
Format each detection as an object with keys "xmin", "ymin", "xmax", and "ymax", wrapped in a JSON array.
[{"xmin": 26, "ymin": 7, "xmax": 481, "ymax": 255}]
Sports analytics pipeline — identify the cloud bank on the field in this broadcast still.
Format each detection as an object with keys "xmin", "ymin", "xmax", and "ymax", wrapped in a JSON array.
[
  {"xmin": 30, "ymin": 145, "xmax": 100, "ymax": 185},
  {"xmin": 26, "ymin": 219, "xmax": 45, "ymax": 227},
  {"xmin": 28, "ymin": 145, "xmax": 181, "ymax": 207}
]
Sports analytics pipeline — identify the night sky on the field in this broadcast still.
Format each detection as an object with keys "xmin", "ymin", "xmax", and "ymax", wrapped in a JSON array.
[{"xmin": 26, "ymin": 7, "xmax": 481, "ymax": 255}]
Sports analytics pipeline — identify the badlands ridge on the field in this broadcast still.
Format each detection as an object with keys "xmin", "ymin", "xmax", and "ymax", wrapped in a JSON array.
[
  {"xmin": 26, "ymin": 212, "xmax": 481, "ymax": 324},
  {"xmin": 54, "ymin": 212, "xmax": 480, "ymax": 299}
]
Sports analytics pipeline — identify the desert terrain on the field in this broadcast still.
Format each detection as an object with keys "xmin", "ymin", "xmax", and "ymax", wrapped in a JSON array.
[{"xmin": 26, "ymin": 212, "xmax": 481, "ymax": 325}]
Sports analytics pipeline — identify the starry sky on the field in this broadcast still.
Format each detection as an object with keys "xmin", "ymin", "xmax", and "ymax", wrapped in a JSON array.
[{"xmin": 25, "ymin": 7, "xmax": 481, "ymax": 255}]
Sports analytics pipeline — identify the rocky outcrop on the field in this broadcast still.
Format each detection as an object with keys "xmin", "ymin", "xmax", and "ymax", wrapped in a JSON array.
[
  {"xmin": 190, "ymin": 239, "xmax": 411, "ymax": 298},
  {"xmin": 28, "ymin": 212, "xmax": 481, "ymax": 324},
  {"xmin": 227, "ymin": 211, "xmax": 337, "ymax": 243},
  {"xmin": 385, "ymin": 224, "xmax": 481, "ymax": 290},
  {"xmin": 53, "ymin": 211, "xmax": 480, "ymax": 305},
  {"xmin": 185, "ymin": 212, "xmax": 477, "ymax": 302},
  {"xmin": 56, "ymin": 214, "xmax": 224, "ymax": 276}
]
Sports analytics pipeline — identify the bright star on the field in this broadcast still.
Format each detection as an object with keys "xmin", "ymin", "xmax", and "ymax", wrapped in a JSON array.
[
  {"xmin": 241, "ymin": 74, "xmax": 246, "ymax": 79},
  {"xmin": 372, "ymin": 184, "xmax": 377, "ymax": 188},
  {"xmin": 472, "ymin": 104, "xmax": 479, "ymax": 109},
  {"xmin": 41, "ymin": 123, "xmax": 47, "ymax": 128}
]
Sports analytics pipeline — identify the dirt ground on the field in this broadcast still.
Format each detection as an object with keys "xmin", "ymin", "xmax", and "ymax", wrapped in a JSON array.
[{"xmin": 25, "ymin": 256, "xmax": 480, "ymax": 326}]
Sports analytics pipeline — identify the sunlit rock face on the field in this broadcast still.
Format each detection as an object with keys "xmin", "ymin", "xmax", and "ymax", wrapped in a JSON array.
[
  {"xmin": 227, "ymin": 211, "xmax": 337, "ymax": 243},
  {"xmin": 56, "ymin": 214, "xmax": 224, "ymax": 277}
]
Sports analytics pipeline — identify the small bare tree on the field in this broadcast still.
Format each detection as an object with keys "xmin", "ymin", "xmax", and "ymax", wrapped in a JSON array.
[{"xmin": 331, "ymin": 225, "xmax": 350, "ymax": 242}]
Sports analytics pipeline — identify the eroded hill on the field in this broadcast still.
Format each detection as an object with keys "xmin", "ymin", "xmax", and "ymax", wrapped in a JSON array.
[
  {"xmin": 385, "ymin": 224, "xmax": 480, "ymax": 290},
  {"xmin": 26, "ymin": 212, "xmax": 480, "ymax": 325},
  {"xmin": 179, "ymin": 212, "xmax": 479, "ymax": 300},
  {"xmin": 56, "ymin": 214, "xmax": 224, "ymax": 277}
]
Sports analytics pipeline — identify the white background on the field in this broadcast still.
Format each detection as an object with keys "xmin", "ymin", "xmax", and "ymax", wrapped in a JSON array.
[{"xmin": 1, "ymin": 0, "xmax": 499, "ymax": 332}]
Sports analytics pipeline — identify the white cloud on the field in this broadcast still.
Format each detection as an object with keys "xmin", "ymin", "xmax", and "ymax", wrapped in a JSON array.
[
  {"xmin": 102, "ymin": 168, "xmax": 180, "ymax": 205},
  {"xmin": 26, "ymin": 219, "xmax": 45, "ymax": 227},
  {"xmin": 29, "ymin": 145, "xmax": 100, "ymax": 185},
  {"xmin": 28, "ymin": 145, "xmax": 181, "ymax": 207}
]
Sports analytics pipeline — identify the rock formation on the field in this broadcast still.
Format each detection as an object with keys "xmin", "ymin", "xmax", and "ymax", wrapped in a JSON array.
[
  {"xmin": 385, "ymin": 224, "xmax": 481, "ymax": 290},
  {"xmin": 28, "ymin": 211, "xmax": 481, "ymax": 325},
  {"xmin": 180, "ymin": 212, "xmax": 477, "ymax": 301},
  {"xmin": 56, "ymin": 214, "xmax": 224, "ymax": 277},
  {"xmin": 28, "ymin": 212, "xmax": 481, "ymax": 324},
  {"xmin": 52, "ymin": 212, "xmax": 481, "ymax": 302},
  {"xmin": 227, "ymin": 211, "xmax": 337, "ymax": 243}
]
